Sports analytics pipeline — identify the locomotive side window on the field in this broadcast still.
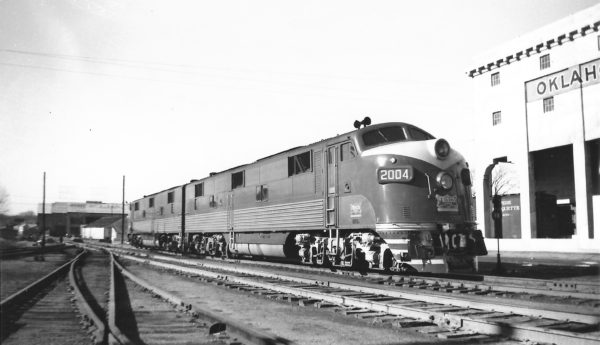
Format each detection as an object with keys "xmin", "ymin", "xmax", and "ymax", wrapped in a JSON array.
[
  {"xmin": 232, "ymin": 171, "xmax": 245, "ymax": 189},
  {"xmin": 362, "ymin": 126, "xmax": 407, "ymax": 148},
  {"xmin": 194, "ymin": 183, "xmax": 203, "ymax": 197},
  {"xmin": 408, "ymin": 127, "xmax": 434, "ymax": 141},
  {"xmin": 340, "ymin": 142, "xmax": 357, "ymax": 161},
  {"xmin": 167, "ymin": 191, "xmax": 174, "ymax": 204},
  {"xmin": 288, "ymin": 151, "xmax": 312, "ymax": 176},
  {"xmin": 256, "ymin": 185, "xmax": 268, "ymax": 202}
]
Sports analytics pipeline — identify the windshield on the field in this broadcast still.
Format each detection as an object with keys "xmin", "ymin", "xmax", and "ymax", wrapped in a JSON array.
[{"xmin": 362, "ymin": 126, "xmax": 407, "ymax": 148}]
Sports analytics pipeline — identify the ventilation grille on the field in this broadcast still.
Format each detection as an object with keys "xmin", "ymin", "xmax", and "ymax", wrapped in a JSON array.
[{"xmin": 402, "ymin": 206, "xmax": 411, "ymax": 218}]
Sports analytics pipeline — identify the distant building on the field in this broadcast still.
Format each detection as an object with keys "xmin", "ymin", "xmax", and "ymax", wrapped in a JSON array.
[
  {"xmin": 467, "ymin": 5, "xmax": 599, "ymax": 252},
  {"xmin": 81, "ymin": 215, "xmax": 125, "ymax": 242},
  {"xmin": 37, "ymin": 201, "xmax": 127, "ymax": 237}
]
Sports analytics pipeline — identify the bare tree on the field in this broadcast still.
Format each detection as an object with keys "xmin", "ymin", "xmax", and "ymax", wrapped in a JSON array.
[
  {"xmin": 0, "ymin": 186, "xmax": 9, "ymax": 215},
  {"xmin": 491, "ymin": 163, "xmax": 519, "ymax": 196}
]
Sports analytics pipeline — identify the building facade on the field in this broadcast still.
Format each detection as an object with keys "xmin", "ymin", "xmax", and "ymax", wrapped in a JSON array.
[
  {"xmin": 37, "ymin": 201, "xmax": 127, "ymax": 237},
  {"xmin": 467, "ymin": 5, "xmax": 600, "ymax": 253}
]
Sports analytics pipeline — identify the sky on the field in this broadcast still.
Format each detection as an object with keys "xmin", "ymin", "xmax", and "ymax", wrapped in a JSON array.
[{"xmin": 1, "ymin": 0, "xmax": 598, "ymax": 215}]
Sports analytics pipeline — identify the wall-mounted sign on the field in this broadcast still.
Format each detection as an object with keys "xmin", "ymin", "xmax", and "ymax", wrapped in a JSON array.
[{"xmin": 526, "ymin": 58, "xmax": 600, "ymax": 102}]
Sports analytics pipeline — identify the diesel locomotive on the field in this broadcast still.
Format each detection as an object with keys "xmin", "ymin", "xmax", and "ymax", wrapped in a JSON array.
[{"xmin": 129, "ymin": 119, "xmax": 487, "ymax": 272}]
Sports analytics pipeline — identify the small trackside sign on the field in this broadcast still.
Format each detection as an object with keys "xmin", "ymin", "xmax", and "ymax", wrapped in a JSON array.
[{"xmin": 377, "ymin": 166, "xmax": 414, "ymax": 184}]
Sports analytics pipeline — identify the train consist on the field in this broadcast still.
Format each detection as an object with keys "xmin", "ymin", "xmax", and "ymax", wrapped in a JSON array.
[{"xmin": 129, "ymin": 119, "xmax": 487, "ymax": 272}]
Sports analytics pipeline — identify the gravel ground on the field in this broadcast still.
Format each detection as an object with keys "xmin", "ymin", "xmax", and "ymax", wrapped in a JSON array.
[
  {"xmin": 0, "ymin": 253, "xmax": 71, "ymax": 300},
  {"xmin": 121, "ymin": 260, "xmax": 507, "ymax": 345}
]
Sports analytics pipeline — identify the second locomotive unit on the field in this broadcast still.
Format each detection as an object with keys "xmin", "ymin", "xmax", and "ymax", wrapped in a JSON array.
[{"xmin": 130, "ymin": 119, "xmax": 487, "ymax": 272}]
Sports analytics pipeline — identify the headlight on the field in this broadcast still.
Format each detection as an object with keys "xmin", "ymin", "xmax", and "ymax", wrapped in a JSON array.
[
  {"xmin": 434, "ymin": 139, "xmax": 450, "ymax": 159},
  {"xmin": 436, "ymin": 171, "xmax": 454, "ymax": 190}
]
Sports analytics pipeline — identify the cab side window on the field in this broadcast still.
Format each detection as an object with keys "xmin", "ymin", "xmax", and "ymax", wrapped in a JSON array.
[
  {"xmin": 408, "ymin": 127, "xmax": 434, "ymax": 141},
  {"xmin": 340, "ymin": 142, "xmax": 357, "ymax": 161}
]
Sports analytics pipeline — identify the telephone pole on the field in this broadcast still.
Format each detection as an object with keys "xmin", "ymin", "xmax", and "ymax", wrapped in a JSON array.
[
  {"xmin": 41, "ymin": 172, "xmax": 46, "ymax": 248},
  {"xmin": 121, "ymin": 175, "xmax": 125, "ymax": 245}
]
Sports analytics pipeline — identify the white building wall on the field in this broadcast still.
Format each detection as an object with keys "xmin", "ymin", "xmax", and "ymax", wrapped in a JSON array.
[{"xmin": 469, "ymin": 4, "xmax": 600, "ymax": 253}]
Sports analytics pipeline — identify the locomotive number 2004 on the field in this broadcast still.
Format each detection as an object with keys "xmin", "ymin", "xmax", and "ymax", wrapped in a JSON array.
[{"xmin": 377, "ymin": 166, "xmax": 414, "ymax": 184}]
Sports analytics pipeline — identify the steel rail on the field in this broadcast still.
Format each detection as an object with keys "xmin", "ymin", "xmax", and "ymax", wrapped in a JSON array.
[
  {"xmin": 117, "ymin": 253, "xmax": 600, "ymax": 345},
  {"xmin": 89, "ymin": 242, "xmax": 599, "ymax": 298},
  {"xmin": 111, "ymin": 254, "xmax": 290, "ymax": 345},
  {"xmin": 107, "ymin": 253, "xmax": 135, "ymax": 345},
  {"xmin": 68, "ymin": 250, "xmax": 106, "ymax": 345},
  {"xmin": 382, "ymin": 274, "xmax": 600, "ymax": 300},
  {"xmin": 138, "ymin": 252, "xmax": 600, "ymax": 324},
  {"xmin": 0, "ymin": 249, "xmax": 83, "ymax": 315}
]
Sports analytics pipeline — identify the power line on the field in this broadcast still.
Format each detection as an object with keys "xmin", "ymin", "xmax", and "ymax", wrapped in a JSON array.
[{"xmin": 0, "ymin": 48, "xmax": 453, "ymax": 86}]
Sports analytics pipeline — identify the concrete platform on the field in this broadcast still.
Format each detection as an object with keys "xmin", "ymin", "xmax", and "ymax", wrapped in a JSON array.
[{"xmin": 478, "ymin": 250, "xmax": 600, "ymax": 280}]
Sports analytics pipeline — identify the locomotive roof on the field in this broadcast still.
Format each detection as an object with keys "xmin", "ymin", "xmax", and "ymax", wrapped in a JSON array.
[
  {"xmin": 212, "ymin": 122, "xmax": 426, "ymax": 172},
  {"xmin": 133, "ymin": 121, "xmax": 433, "ymax": 202}
]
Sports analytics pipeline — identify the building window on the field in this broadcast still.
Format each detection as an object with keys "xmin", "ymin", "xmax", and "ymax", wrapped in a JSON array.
[
  {"xmin": 160, "ymin": 206, "xmax": 164, "ymax": 215},
  {"xmin": 543, "ymin": 97, "xmax": 554, "ymax": 113},
  {"xmin": 340, "ymin": 143, "xmax": 357, "ymax": 161},
  {"xmin": 167, "ymin": 191, "xmax": 174, "ymax": 204},
  {"xmin": 231, "ymin": 171, "xmax": 245, "ymax": 189},
  {"xmin": 288, "ymin": 151, "xmax": 312, "ymax": 176},
  {"xmin": 491, "ymin": 72, "xmax": 500, "ymax": 86},
  {"xmin": 492, "ymin": 111, "xmax": 501, "ymax": 126},
  {"xmin": 540, "ymin": 54, "xmax": 550, "ymax": 70},
  {"xmin": 134, "ymin": 202, "xmax": 139, "ymax": 211},
  {"xmin": 142, "ymin": 210, "xmax": 146, "ymax": 218},
  {"xmin": 149, "ymin": 197, "xmax": 154, "ymax": 208},
  {"xmin": 256, "ymin": 185, "xmax": 269, "ymax": 202},
  {"xmin": 194, "ymin": 183, "xmax": 203, "ymax": 197}
]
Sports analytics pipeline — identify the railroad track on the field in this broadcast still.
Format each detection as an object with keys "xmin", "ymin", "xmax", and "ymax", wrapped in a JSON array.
[
  {"xmin": 85, "ymin": 243, "xmax": 600, "ymax": 296},
  {"xmin": 0, "ymin": 250, "xmax": 98, "ymax": 344},
  {"xmin": 88, "ymin": 242, "xmax": 599, "ymax": 303},
  {"xmin": 2, "ymin": 246, "xmax": 283, "ymax": 345},
  {"xmin": 111, "ymin": 249, "xmax": 600, "ymax": 345},
  {"xmin": 110, "ymin": 254, "xmax": 289, "ymax": 345}
]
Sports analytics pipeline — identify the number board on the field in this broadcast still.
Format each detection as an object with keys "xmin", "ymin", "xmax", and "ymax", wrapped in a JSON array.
[{"xmin": 377, "ymin": 166, "xmax": 414, "ymax": 184}]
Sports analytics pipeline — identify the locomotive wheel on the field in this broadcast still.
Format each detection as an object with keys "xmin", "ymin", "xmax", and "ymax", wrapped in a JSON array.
[
  {"xmin": 206, "ymin": 238, "xmax": 217, "ymax": 256},
  {"xmin": 310, "ymin": 247, "xmax": 317, "ymax": 265},
  {"xmin": 382, "ymin": 248, "xmax": 394, "ymax": 271},
  {"xmin": 353, "ymin": 248, "xmax": 368, "ymax": 273}
]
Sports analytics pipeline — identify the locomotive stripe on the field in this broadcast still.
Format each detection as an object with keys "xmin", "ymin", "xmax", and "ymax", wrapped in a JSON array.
[
  {"xmin": 376, "ymin": 223, "xmax": 437, "ymax": 232},
  {"xmin": 386, "ymin": 243, "xmax": 409, "ymax": 250},
  {"xmin": 361, "ymin": 140, "xmax": 463, "ymax": 170}
]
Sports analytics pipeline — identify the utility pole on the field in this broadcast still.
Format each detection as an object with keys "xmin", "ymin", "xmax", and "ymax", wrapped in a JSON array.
[
  {"xmin": 121, "ymin": 175, "xmax": 125, "ymax": 245},
  {"xmin": 41, "ymin": 171, "xmax": 46, "ymax": 248}
]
